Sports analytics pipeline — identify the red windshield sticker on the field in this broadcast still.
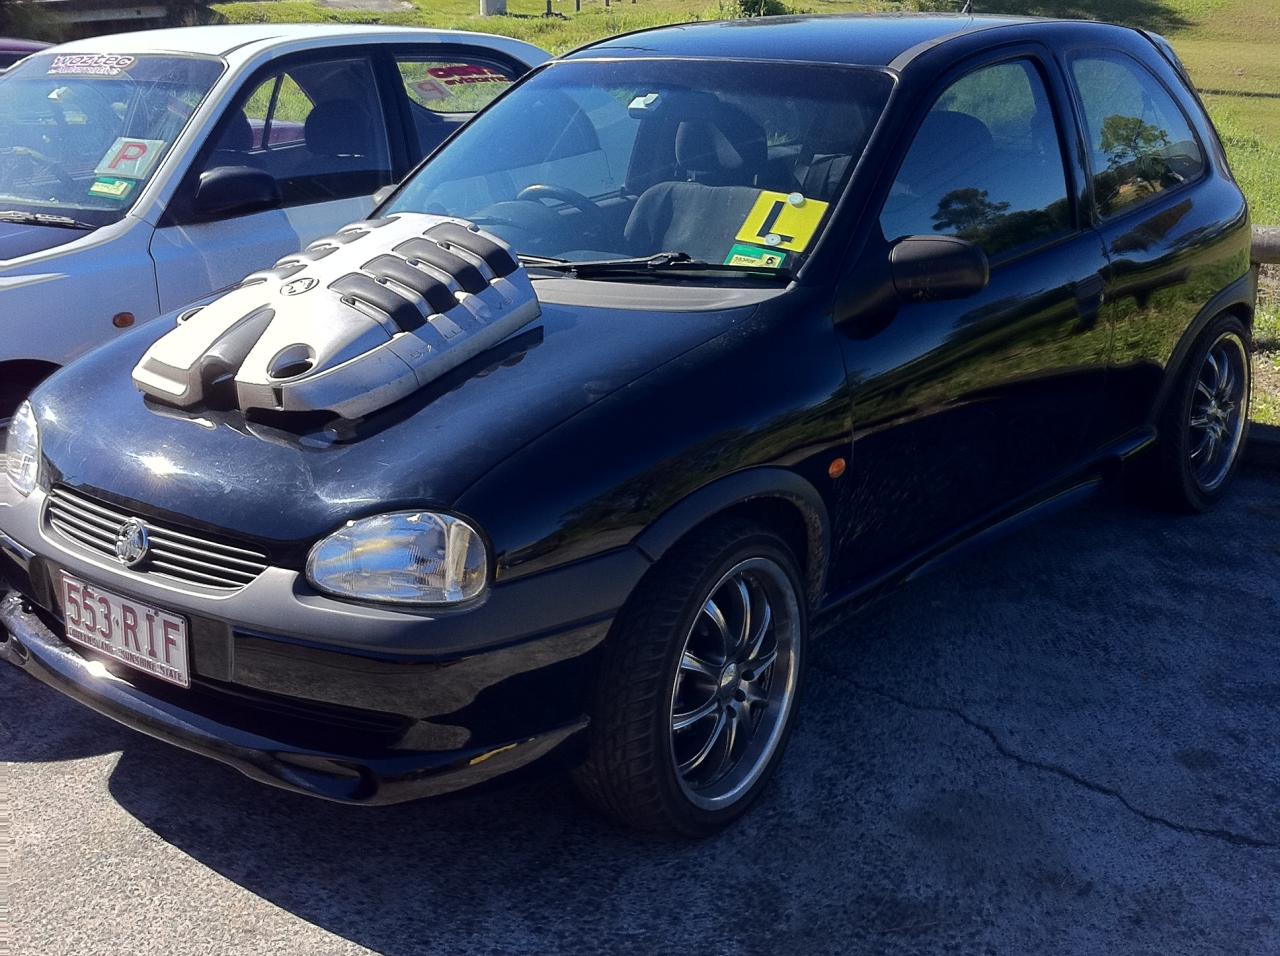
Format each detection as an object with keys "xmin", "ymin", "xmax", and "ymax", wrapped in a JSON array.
[
  {"xmin": 47, "ymin": 54, "xmax": 137, "ymax": 77},
  {"xmin": 425, "ymin": 64, "xmax": 510, "ymax": 87},
  {"xmin": 94, "ymin": 138, "xmax": 166, "ymax": 179}
]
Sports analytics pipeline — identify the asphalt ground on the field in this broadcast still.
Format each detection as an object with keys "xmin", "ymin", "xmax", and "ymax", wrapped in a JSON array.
[{"xmin": 2, "ymin": 468, "xmax": 1279, "ymax": 955}]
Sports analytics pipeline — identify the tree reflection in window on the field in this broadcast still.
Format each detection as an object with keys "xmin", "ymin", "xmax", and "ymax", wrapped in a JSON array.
[
  {"xmin": 879, "ymin": 59, "xmax": 1072, "ymax": 259},
  {"xmin": 1071, "ymin": 53, "xmax": 1204, "ymax": 218}
]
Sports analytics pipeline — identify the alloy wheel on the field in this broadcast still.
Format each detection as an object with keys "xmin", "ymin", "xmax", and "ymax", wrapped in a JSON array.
[
  {"xmin": 1188, "ymin": 331, "xmax": 1249, "ymax": 493},
  {"xmin": 667, "ymin": 556, "xmax": 801, "ymax": 811}
]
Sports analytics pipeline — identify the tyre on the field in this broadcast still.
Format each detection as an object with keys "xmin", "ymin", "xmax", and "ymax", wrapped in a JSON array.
[
  {"xmin": 1150, "ymin": 314, "xmax": 1252, "ymax": 511},
  {"xmin": 573, "ymin": 518, "xmax": 806, "ymax": 836}
]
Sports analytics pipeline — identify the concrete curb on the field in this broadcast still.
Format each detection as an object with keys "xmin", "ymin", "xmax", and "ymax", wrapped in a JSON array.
[{"xmin": 1245, "ymin": 423, "xmax": 1280, "ymax": 471}]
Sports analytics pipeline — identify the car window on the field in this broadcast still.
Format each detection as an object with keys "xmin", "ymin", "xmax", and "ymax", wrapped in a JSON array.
[
  {"xmin": 394, "ymin": 55, "xmax": 520, "ymax": 159},
  {"xmin": 398, "ymin": 57, "xmax": 517, "ymax": 114},
  {"xmin": 0, "ymin": 53, "xmax": 223, "ymax": 227},
  {"xmin": 1070, "ymin": 52, "xmax": 1205, "ymax": 218},
  {"xmin": 241, "ymin": 74, "xmax": 310, "ymax": 149},
  {"xmin": 194, "ymin": 55, "xmax": 391, "ymax": 211},
  {"xmin": 880, "ymin": 59, "xmax": 1073, "ymax": 258}
]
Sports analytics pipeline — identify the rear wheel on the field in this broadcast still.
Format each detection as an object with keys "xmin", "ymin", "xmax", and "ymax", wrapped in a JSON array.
[
  {"xmin": 573, "ymin": 519, "xmax": 806, "ymax": 836},
  {"xmin": 1150, "ymin": 315, "xmax": 1251, "ymax": 511}
]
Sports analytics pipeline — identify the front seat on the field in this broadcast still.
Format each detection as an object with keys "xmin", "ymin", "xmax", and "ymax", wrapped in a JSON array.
[
  {"xmin": 206, "ymin": 111, "xmax": 263, "ymax": 170},
  {"xmin": 624, "ymin": 102, "xmax": 768, "ymax": 262},
  {"xmin": 289, "ymin": 99, "xmax": 377, "ymax": 191}
]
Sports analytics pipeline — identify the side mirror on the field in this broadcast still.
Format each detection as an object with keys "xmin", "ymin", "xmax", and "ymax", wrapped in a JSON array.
[
  {"xmin": 889, "ymin": 235, "xmax": 989, "ymax": 302},
  {"xmin": 193, "ymin": 166, "xmax": 282, "ymax": 219},
  {"xmin": 372, "ymin": 183, "xmax": 397, "ymax": 208}
]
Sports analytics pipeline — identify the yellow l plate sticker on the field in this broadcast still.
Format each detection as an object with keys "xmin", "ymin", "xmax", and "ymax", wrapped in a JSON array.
[{"xmin": 735, "ymin": 191, "xmax": 830, "ymax": 253}]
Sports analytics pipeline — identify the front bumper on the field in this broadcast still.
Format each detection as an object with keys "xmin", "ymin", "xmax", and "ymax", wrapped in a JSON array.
[
  {"xmin": 0, "ymin": 483, "xmax": 651, "ymax": 804},
  {"xmin": 0, "ymin": 593, "xmax": 587, "ymax": 803}
]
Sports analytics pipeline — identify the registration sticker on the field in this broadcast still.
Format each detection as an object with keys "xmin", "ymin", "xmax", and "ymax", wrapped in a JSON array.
[
  {"xmin": 94, "ymin": 138, "xmax": 166, "ymax": 179},
  {"xmin": 47, "ymin": 53, "xmax": 136, "ymax": 77},
  {"xmin": 723, "ymin": 243, "xmax": 787, "ymax": 269},
  {"xmin": 735, "ymin": 190, "xmax": 830, "ymax": 253},
  {"xmin": 88, "ymin": 176, "xmax": 134, "ymax": 200}
]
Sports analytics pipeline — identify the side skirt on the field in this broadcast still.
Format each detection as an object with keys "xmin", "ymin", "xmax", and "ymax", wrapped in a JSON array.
[{"xmin": 812, "ymin": 427, "xmax": 1156, "ymax": 637}]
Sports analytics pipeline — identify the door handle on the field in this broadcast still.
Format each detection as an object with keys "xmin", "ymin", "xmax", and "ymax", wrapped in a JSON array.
[{"xmin": 1074, "ymin": 274, "xmax": 1106, "ymax": 331}]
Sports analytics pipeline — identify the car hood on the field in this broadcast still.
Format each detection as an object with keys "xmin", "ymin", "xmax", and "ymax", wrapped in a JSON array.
[
  {"xmin": 33, "ymin": 282, "xmax": 759, "ymax": 556},
  {"xmin": 0, "ymin": 221, "xmax": 85, "ymax": 262}
]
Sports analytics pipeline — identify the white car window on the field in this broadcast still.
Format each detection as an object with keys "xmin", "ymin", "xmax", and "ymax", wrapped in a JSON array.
[{"xmin": 191, "ymin": 55, "xmax": 391, "ymax": 214}]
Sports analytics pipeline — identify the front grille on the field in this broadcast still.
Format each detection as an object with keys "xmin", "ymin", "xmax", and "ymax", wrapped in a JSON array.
[{"xmin": 46, "ymin": 486, "xmax": 269, "ymax": 591}]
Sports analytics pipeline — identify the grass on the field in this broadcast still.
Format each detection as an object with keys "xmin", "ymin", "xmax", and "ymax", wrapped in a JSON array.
[{"xmin": 1250, "ymin": 266, "xmax": 1280, "ymax": 425}]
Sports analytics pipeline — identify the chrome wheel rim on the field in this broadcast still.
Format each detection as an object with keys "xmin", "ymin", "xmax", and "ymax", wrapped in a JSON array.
[
  {"xmin": 1189, "ymin": 332, "xmax": 1249, "ymax": 493},
  {"xmin": 668, "ymin": 556, "xmax": 800, "ymax": 811}
]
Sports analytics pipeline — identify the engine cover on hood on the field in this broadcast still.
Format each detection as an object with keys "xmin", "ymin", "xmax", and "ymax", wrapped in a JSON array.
[{"xmin": 132, "ymin": 214, "xmax": 541, "ymax": 420}]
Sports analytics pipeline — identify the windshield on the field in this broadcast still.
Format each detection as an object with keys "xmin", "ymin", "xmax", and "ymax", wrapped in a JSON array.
[
  {"xmin": 388, "ymin": 58, "xmax": 893, "ymax": 278},
  {"xmin": 0, "ymin": 53, "xmax": 224, "ymax": 227}
]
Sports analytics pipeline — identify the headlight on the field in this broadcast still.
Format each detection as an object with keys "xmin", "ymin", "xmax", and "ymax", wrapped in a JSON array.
[
  {"xmin": 4, "ymin": 400, "xmax": 39, "ymax": 496},
  {"xmin": 306, "ymin": 511, "xmax": 488, "ymax": 605}
]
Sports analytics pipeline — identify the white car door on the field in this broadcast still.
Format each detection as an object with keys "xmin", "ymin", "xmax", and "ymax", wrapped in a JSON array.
[{"xmin": 150, "ymin": 52, "xmax": 394, "ymax": 313}]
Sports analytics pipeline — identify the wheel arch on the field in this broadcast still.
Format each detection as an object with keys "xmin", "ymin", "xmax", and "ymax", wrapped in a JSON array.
[
  {"xmin": 1148, "ymin": 269, "xmax": 1256, "ymax": 428},
  {"xmin": 0, "ymin": 359, "xmax": 61, "ymax": 418},
  {"xmin": 633, "ymin": 467, "xmax": 831, "ymax": 608}
]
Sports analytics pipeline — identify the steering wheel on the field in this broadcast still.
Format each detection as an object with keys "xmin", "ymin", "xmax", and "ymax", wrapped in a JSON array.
[
  {"xmin": 515, "ymin": 184, "xmax": 602, "ymax": 218},
  {"xmin": 0, "ymin": 146, "xmax": 78, "ymax": 192}
]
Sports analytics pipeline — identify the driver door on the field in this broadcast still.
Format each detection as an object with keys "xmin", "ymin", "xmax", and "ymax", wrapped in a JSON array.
[
  {"xmin": 831, "ymin": 52, "xmax": 1112, "ymax": 589},
  {"xmin": 150, "ymin": 53, "xmax": 394, "ymax": 313}
]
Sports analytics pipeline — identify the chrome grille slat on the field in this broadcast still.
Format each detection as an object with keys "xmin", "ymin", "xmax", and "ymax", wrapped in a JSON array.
[
  {"xmin": 148, "ymin": 548, "xmax": 258, "ymax": 583},
  {"xmin": 50, "ymin": 518, "xmax": 115, "ymax": 551},
  {"xmin": 148, "ymin": 559, "xmax": 246, "ymax": 589},
  {"xmin": 146, "ymin": 535, "xmax": 266, "ymax": 571},
  {"xmin": 48, "ymin": 496, "xmax": 120, "ymax": 533},
  {"xmin": 46, "ymin": 486, "xmax": 269, "ymax": 591},
  {"xmin": 48, "ymin": 517, "xmax": 113, "ymax": 545}
]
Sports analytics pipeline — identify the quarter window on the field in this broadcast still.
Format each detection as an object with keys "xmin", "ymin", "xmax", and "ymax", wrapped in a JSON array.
[
  {"xmin": 1071, "ymin": 52, "xmax": 1204, "ymax": 217},
  {"xmin": 880, "ymin": 60, "xmax": 1072, "ymax": 258},
  {"xmin": 396, "ymin": 55, "xmax": 519, "ymax": 157}
]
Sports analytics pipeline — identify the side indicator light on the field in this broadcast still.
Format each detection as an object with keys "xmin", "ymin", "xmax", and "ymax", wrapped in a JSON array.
[
  {"xmin": 828, "ymin": 457, "xmax": 847, "ymax": 479},
  {"xmin": 112, "ymin": 312, "xmax": 135, "ymax": 329}
]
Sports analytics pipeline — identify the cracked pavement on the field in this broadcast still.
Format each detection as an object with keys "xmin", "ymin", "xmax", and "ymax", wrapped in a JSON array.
[{"xmin": 3, "ymin": 470, "xmax": 1279, "ymax": 955}]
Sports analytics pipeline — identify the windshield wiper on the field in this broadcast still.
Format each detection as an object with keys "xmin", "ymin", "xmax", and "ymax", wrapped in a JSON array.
[
  {"xmin": 527, "ymin": 251, "xmax": 693, "ymax": 274},
  {"xmin": 0, "ymin": 210, "xmax": 96, "ymax": 231},
  {"xmin": 525, "ymin": 251, "xmax": 792, "ymax": 280}
]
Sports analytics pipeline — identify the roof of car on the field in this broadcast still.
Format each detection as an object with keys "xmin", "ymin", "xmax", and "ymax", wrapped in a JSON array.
[
  {"xmin": 568, "ymin": 13, "xmax": 1120, "ymax": 67},
  {"xmin": 0, "ymin": 37, "xmax": 50, "ymax": 52},
  {"xmin": 46, "ymin": 24, "xmax": 545, "ymax": 63}
]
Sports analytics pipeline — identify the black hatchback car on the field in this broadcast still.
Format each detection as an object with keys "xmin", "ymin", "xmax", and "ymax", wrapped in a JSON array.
[{"xmin": 0, "ymin": 15, "xmax": 1254, "ymax": 835}]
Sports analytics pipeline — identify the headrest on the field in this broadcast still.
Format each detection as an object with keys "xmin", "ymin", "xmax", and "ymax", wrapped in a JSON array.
[
  {"xmin": 915, "ymin": 110, "xmax": 994, "ymax": 157},
  {"xmin": 895, "ymin": 110, "xmax": 995, "ymax": 194},
  {"xmin": 305, "ymin": 100, "xmax": 372, "ymax": 157},
  {"xmin": 804, "ymin": 107, "xmax": 858, "ymax": 156},
  {"xmin": 217, "ymin": 111, "xmax": 253, "ymax": 153},
  {"xmin": 673, "ymin": 100, "xmax": 765, "ymax": 185}
]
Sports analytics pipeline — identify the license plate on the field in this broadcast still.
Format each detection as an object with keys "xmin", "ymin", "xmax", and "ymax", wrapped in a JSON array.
[{"xmin": 58, "ymin": 573, "xmax": 190, "ymax": 688}]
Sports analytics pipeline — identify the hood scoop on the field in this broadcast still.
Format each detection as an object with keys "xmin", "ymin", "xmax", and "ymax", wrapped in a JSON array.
[{"xmin": 132, "ymin": 214, "xmax": 541, "ymax": 420}]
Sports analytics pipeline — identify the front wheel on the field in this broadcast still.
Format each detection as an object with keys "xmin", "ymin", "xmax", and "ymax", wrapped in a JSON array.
[
  {"xmin": 1151, "ymin": 315, "xmax": 1252, "ymax": 511},
  {"xmin": 573, "ymin": 519, "xmax": 806, "ymax": 836}
]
